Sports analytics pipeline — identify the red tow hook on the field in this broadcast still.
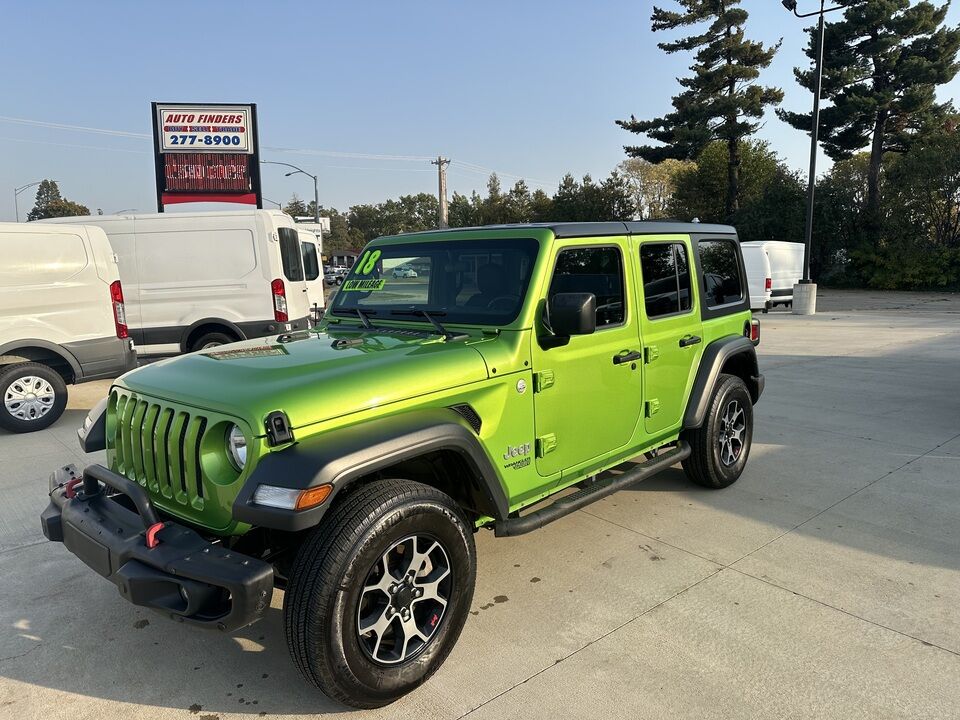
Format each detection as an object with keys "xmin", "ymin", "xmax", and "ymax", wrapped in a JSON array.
[
  {"xmin": 145, "ymin": 522, "xmax": 165, "ymax": 549},
  {"xmin": 64, "ymin": 477, "xmax": 83, "ymax": 499}
]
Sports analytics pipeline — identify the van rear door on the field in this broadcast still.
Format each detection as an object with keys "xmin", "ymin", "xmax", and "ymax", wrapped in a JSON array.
[
  {"xmin": 276, "ymin": 227, "xmax": 310, "ymax": 322},
  {"xmin": 297, "ymin": 230, "xmax": 325, "ymax": 315}
]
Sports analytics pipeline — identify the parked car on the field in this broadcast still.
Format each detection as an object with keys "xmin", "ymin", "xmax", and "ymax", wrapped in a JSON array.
[
  {"xmin": 324, "ymin": 269, "xmax": 343, "ymax": 286},
  {"xmin": 43, "ymin": 210, "xmax": 312, "ymax": 354},
  {"xmin": 740, "ymin": 241, "xmax": 804, "ymax": 311},
  {"xmin": 0, "ymin": 222, "xmax": 135, "ymax": 432},
  {"xmin": 43, "ymin": 221, "xmax": 762, "ymax": 706},
  {"xmin": 392, "ymin": 266, "xmax": 418, "ymax": 279}
]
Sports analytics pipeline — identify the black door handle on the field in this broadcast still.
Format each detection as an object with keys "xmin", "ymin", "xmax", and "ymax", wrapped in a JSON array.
[
  {"xmin": 613, "ymin": 350, "xmax": 643, "ymax": 365},
  {"xmin": 678, "ymin": 335, "xmax": 702, "ymax": 348}
]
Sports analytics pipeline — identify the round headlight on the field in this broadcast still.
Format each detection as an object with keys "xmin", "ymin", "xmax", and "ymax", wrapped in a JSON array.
[{"xmin": 226, "ymin": 424, "xmax": 247, "ymax": 471}]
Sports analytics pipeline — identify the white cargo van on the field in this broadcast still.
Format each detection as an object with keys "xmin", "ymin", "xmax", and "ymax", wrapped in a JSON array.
[
  {"xmin": 44, "ymin": 210, "xmax": 311, "ymax": 355},
  {"xmin": 0, "ymin": 222, "xmax": 136, "ymax": 432},
  {"xmin": 740, "ymin": 241, "xmax": 805, "ymax": 311}
]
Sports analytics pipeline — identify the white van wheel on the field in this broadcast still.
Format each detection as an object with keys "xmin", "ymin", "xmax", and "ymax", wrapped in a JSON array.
[
  {"xmin": 0, "ymin": 363, "xmax": 68, "ymax": 433},
  {"xmin": 190, "ymin": 332, "xmax": 235, "ymax": 352}
]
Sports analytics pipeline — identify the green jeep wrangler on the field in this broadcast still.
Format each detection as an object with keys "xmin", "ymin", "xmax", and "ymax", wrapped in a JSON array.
[{"xmin": 41, "ymin": 222, "xmax": 762, "ymax": 708}]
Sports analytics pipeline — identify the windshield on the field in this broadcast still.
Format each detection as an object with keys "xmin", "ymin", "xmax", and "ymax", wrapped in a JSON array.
[{"xmin": 331, "ymin": 238, "xmax": 539, "ymax": 325}]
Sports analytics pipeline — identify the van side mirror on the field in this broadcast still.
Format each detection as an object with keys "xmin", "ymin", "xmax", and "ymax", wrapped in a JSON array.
[{"xmin": 549, "ymin": 292, "xmax": 596, "ymax": 337}]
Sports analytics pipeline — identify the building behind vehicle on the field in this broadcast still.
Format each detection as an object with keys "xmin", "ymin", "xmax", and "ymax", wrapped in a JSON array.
[{"xmin": 42, "ymin": 209, "xmax": 311, "ymax": 355}]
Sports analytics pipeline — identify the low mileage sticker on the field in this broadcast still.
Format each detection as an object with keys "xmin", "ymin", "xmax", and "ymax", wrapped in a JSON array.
[{"xmin": 342, "ymin": 279, "xmax": 386, "ymax": 291}]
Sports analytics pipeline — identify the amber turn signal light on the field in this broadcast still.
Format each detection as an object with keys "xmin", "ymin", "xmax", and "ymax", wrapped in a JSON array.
[{"xmin": 295, "ymin": 484, "xmax": 334, "ymax": 510}]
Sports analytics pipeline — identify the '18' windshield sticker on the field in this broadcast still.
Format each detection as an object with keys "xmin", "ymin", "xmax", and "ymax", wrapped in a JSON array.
[
  {"xmin": 353, "ymin": 249, "xmax": 382, "ymax": 275},
  {"xmin": 342, "ymin": 278, "xmax": 386, "ymax": 291}
]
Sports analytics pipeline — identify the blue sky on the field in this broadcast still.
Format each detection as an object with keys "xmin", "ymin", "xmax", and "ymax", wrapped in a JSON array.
[{"xmin": 2, "ymin": 0, "xmax": 958, "ymax": 220}]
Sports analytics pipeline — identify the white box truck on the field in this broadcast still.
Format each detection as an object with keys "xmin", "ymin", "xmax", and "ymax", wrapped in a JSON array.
[
  {"xmin": 740, "ymin": 241, "xmax": 805, "ymax": 312},
  {"xmin": 44, "ymin": 209, "xmax": 311, "ymax": 355},
  {"xmin": 0, "ymin": 222, "xmax": 136, "ymax": 432}
]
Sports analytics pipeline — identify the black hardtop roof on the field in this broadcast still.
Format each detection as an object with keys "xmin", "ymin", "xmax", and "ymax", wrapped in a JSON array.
[{"xmin": 392, "ymin": 221, "xmax": 737, "ymax": 240}]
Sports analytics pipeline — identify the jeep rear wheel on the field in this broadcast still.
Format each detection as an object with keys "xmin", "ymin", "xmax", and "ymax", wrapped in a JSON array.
[
  {"xmin": 682, "ymin": 373, "xmax": 753, "ymax": 489},
  {"xmin": 283, "ymin": 479, "xmax": 476, "ymax": 708}
]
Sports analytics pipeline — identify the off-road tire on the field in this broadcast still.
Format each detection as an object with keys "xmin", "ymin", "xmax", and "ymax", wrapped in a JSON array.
[
  {"xmin": 0, "ymin": 362, "xmax": 68, "ymax": 433},
  {"xmin": 189, "ymin": 332, "xmax": 234, "ymax": 352},
  {"xmin": 283, "ymin": 479, "xmax": 476, "ymax": 708},
  {"xmin": 682, "ymin": 373, "xmax": 753, "ymax": 489}
]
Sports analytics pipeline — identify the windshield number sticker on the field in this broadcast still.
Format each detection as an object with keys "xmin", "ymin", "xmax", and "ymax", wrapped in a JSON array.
[
  {"xmin": 354, "ymin": 249, "xmax": 382, "ymax": 275},
  {"xmin": 342, "ymin": 278, "xmax": 386, "ymax": 291}
]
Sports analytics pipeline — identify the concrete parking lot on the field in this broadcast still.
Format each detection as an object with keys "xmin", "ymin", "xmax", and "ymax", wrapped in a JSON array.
[{"xmin": 1, "ymin": 289, "xmax": 958, "ymax": 720}]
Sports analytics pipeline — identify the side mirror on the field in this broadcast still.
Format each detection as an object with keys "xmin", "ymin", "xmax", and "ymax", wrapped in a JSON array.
[{"xmin": 549, "ymin": 292, "xmax": 596, "ymax": 337}]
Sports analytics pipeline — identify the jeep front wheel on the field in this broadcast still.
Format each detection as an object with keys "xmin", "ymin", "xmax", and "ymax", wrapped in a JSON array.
[
  {"xmin": 682, "ymin": 373, "xmax": 753, "ymax": 488},
  {"xmin": 283, "ymin": 479, "xmax": 476, "ymax": 708}
]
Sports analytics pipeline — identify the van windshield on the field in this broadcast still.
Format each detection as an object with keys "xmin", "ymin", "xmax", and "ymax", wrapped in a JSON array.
[{"xmin": 330, "ymin": 238, "xmax": 539, "ymax": 326}]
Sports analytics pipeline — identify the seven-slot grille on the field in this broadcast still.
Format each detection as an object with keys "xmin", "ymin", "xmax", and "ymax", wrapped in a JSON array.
[{"xmin": 111, "ymin": 391, "xmax": 208, "ymax": 510}]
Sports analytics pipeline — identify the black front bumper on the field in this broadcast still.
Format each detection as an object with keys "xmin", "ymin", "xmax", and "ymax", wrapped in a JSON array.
[{"xmin": 41, "ymin": 464, "xmax": 273, "ymax": 632}]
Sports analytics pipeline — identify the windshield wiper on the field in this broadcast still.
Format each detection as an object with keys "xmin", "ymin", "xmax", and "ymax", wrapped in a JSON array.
[
  {"xmin": 390, "ymin": 309, "xmax": 468, "ymax": 341},
  {"xmin": 330, "ymin": 307, "xmax": 375, "ymax": 329}
]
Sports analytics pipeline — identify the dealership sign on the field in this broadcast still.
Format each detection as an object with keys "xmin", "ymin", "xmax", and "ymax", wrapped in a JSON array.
[{"xmin": 151, "ymin": 102, "xmax": 262, "ymax": 210}]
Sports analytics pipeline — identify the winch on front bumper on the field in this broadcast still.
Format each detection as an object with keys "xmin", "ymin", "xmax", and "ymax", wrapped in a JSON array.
[{"xmin": 40, "ymin": 464, "xmax": 273, "ymax": 632}]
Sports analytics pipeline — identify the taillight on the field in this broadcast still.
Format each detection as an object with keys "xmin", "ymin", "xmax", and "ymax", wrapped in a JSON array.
[
  {"xmin": 110, "ymin": 280, "xmax": 128, "ymax": 339},
  {"xmin": 749, "ymin": 318, "xmax": 760, "ymax": 345},
  {"xmin": 272, "ymin": 278, "xmax": 288, "ymax": 322},
  {"xmin": 764, "ymin": 277, "xmax": 772, "ymax": 291}
]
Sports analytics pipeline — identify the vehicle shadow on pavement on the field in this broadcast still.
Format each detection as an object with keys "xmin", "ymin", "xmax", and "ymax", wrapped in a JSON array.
[{"xmin": 0, "ymin": 565, "xmax": 352, "ymax": 716}]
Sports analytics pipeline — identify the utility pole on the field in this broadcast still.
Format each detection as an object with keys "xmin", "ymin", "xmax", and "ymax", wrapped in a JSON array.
[{"xmin": 432, "ymin": 156, "xmax": 450, "ymax": 228}]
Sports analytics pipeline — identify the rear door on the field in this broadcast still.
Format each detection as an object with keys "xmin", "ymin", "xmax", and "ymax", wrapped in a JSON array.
[
  {"xmin": 298, "ymin": 230, "xmax": 325, "ymax": 314},
  {"xmin": 637, "ymin": 236, "xmax": 703, "ymax": 435},
  {"xmin": 277, "ymin": 226, "xmax": 310, "ymax": 320},
  {"xmin": 531, "ymin": 238, "xmax": 643, "ymax": 477}
]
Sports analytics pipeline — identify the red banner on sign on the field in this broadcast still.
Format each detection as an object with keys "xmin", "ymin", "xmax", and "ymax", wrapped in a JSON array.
[{"xmin": 163, "ymin": 153, "xmax": 251, "ymax": 192}]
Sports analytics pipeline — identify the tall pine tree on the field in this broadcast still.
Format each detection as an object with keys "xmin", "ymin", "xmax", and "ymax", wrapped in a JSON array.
[
  {"xmin": 779, "ymin": 0, "xmax": 960, "ymax": 242},
  {"xmin": 617, "ymin": 0, "xmax": 782, "ymax": 219}
]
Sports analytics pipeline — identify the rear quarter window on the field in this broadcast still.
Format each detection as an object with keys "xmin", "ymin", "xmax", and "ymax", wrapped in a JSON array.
[{"xmin": 698, "ymin": 239, "xmax": 744, "ymax": 309}]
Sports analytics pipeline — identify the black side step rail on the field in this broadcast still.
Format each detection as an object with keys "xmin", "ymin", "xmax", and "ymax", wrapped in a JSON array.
[{"xmin": 494, "ymin": 442, "xmax": 690, "ymax": 537}]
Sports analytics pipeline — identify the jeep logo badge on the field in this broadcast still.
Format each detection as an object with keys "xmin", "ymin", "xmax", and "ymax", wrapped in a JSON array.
[
  {"xmin": 503, "ymin": 443, "xmax": 531, "ymax": 460},
  {"xmin": 516, "ymin": 379, "xmax": 527, "ymax": 394}
]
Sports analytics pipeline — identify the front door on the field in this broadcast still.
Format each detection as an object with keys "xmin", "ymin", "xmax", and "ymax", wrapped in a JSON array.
[
  {"xmin": 531, "ymin": 239, "xmax": 643, "ymax": 478},
  {"xmin": 637, "ymin": 237, "xmax": 703, "ymax": 435}
]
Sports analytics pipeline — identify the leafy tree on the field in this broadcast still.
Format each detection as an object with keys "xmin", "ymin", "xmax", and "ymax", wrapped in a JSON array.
[
  {"xmin": 617, "ymin": 0, "xmax": 782, "ymax": 219},
  {"xmin": 617, "ymin": 158, "xmax": 693, "ymax": 219},
  {"xmin": 27, "ymin": 180, "xmax": 89, "ymax": 220},
  {"xmin": 779, "ymin": 0, "xmax": 960, "ymax": 242},
  {"xmin": 669, "ymin": 140, "xmax": 805, "ymax": 245},
  {"xmin": 283, "ymin": 194, "xmax": 308, "ymax": 218}
]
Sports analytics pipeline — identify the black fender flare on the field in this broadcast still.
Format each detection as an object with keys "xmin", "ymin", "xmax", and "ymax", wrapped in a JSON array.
[
  {"xmin": 683, "ymin": 335, "xmax": 763, "ymax": 430},
  {"xmin": 0, "ymin": 339, "xmax": 82, "ymax": 382},
  {"xmin": 179, "ymin": 318, "xmax": 246, "ymax": 352},
  {"xmin": 232, "ymin": 408, "xmax": 508, "ymax": 532}
]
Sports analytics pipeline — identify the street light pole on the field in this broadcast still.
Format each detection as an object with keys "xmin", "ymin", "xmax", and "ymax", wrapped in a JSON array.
[
  {"xmin": 13, "ymin": 180, "xmax": 53, "ymax": 222},
  {"xmin": 782, "ymin": 0, "xmax": 842, "ymax": 315},
  {"xmin": 260, "ymin": 161, "xmax": 319, "ymax": 224}
]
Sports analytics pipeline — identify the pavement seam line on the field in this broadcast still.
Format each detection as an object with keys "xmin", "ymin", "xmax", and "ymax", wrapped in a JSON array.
[
  {"xmin": 453, "ymin": 566, "xmax": 725, "ymax": 720},
  {"xmin": 727, "ymin": 565, "xmax": 960, "ymax": 658},
  {"xmin": 728, "ymin": 427, "xmax": 960, "ymax": 569}
]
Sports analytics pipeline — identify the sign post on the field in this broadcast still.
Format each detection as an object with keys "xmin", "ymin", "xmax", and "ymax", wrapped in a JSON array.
[{"xmin": 151, "ymin": 102, "xmax": 262, "ymax": 211}]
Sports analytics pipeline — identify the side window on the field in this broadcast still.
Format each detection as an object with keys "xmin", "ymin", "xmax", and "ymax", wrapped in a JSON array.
[
  {"xmin": 278, "ymin": 228, "xmax": 305, "ymax": 282},
  {"xmin": 549, "ymin": 246, "xmax": 625, "ymax": 328},
  {"xmin": 301, "ymin": 241, "xmax": 320, "ymax": 281},
  {"xmin": 640, "ymin": 242, "xmax": 692, "ymax": 318},
  {"xmin": 698, "ymin": 240, "xmax": 743, "ymax": 308}
]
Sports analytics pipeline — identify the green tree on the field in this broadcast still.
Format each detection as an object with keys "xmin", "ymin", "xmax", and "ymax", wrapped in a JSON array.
[
  {"xmin": 283, "ymin": 194, "xmax": 308, "ymax": 218},
  {"xmin": 617, "ymin": 158, "xmax": 693, "ymax": 219},
  {"xmin": 27, "ymin": 180, "xmax": 89, "ymax": 220},
  {"xmin": 617, "ymin": 0, "xmax": 782, "ymax": 219},
  {"xmin": 779, "ymin": 0, "xmax": 960, "ymax": 242},
  {"xmin": 670, "ymin": 140, "xmax": 805, "ymax": 245}
]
